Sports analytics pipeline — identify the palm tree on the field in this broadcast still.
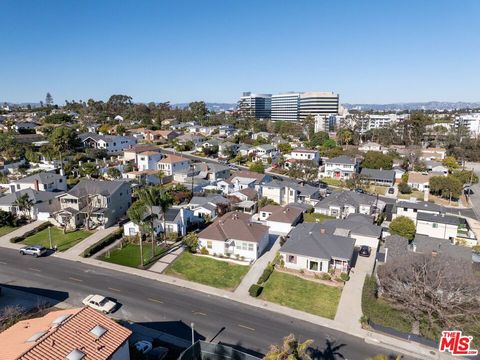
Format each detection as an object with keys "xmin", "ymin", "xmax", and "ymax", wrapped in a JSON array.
[
  {"xmin": 264, "ymin": 334, "xmax": 313, "ymax": 360},
  {"xmin": 158, "ymin": 189, "xmax": 174, "ymax": 243},
  {"xmin": 136, "ymin": 187, "xmax": 162, "ymax": 254},
  {"xmin": 157, "ymin": 170, "xmax": 165, "ymax": 185},
  {"xmin": 127, "ymin": 201, "xmax": 148, "ymax": 267},
  {"xmin": 14, "ymin": 193, "xmax": 34, "ymax": 220}
]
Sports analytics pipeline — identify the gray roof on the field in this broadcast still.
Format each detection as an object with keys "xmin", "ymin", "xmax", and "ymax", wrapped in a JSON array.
[
  {"xmin": 384, "ymin": 235, "xmax": 410, "ymax": 260},
  {"xmin": 66, "ymin": 180, "xmax": 128, "ymax": 198},
  {"xmin": 326, "ymin": 155, "xmax": 356, "ymax": 165},
  {"xmin": 189, "ymin": 195, "xmax": 229, "ymax": 207},
  {"xmin": 417, "ymin": 212, "xmax": 466, "ymax": 226},
  {"xmin": 164, "ymin": 208, "xmax": 181, "ymax": 222},
  {"xmin": 262, "ymin": 180, "xmax": 319, "ymax": 197},
  {"xmin": 15, "ymin": 172, "xmax": 64, "ymax": 184},
  {"xmin": 281, "ymin": 223, "xmax": 355, "ymax": 261},
  {"xmin": 322, "ymin": 218, "xmax": 382, "ymax": 238},
  {"xmin": 413, "ymin": 234, "xmax": 472, "ymax": 262},
  {"xmin": 360, "ymin": 168, "xmax": 395, "ymax": 182},
  {"xmin": 79, "ymin": 132, "xmax": 136, "ymax": 143},
  {"xmin": 315, "ymin": 191, "xmax": 379, "ymax": 210},
  {"xmin": 0, "ymin": 188, "xmax": 59, "ymax": 206},
  {"xmin": 256, "ymin": 144, "xmax": 276, "ymax": 151},
  {"xmin": 395, "ymin": 200, "xmax": 444, "ymax": 213}
]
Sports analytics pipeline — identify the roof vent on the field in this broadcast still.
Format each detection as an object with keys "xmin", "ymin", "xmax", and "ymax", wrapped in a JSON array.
[
  {"xmin": 66, "ymin": 349, "xmax": 85, "ymax": 360},
  {"xmin": 26, "ymin": 331, "xmax": 47, "ymax": 343},
  {"xmin": 90, "ymin": 325, "xmax": 107, "ymax": 338}
]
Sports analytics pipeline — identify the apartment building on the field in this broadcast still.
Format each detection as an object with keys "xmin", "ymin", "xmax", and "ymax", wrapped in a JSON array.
[{"xmin": 455, "ymin": 113, "xmax": 480, "ymax": 138}]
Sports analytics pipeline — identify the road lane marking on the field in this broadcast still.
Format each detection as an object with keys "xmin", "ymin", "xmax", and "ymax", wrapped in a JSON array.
[
  {"xmin": 69, "ymin": 277, "xmax": 83, "ymax": 282},
  {"xmin": 192, "ymin": 311, "xmax": 207, "ymax": 316},
  {"xmin": 0, "ymin": 261, "xmax": 7, "ymax": 265},
  {"xmin": 147, "ymin": 298, "xmax": 163, "ymax": 304},
  {"xmin": 28, "ymin": 268, "xmax": 41, "ymax": 272},
  {"xmin": 108, "ymin": 287, "xmax": 121, "ymax": 292},
  {"xmin": 238, "ymin": 324, "xmax": 255, "ymax": 331}
]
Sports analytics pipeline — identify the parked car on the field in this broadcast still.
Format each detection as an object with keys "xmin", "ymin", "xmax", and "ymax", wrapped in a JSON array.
[
  {"xmin": 388, "ymin": 187, "xmax": 395, "ymax": 194},
  {"xmin": 464, "ymin": 188, "xmax": 474, "ymax": 195},
  {"xmin": 359, "ymin": 245, "xmax": 371, "ymax": 257},
  {"xmin": 354, "ymin": 188, "xmax": 365, "ymax": 194},
  {"xmin": 135, "ymin": 340, "xmax": 153, "ymax": 354},
  {"xmin": 19, "ymin": 245, "xmax": 47, "ymax": 257},
  {"xmin": 82, "ymin": 294, "xmax": 117, "ymax": 314}
]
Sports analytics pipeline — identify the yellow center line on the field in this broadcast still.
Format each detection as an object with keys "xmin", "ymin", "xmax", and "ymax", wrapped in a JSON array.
[
  {"xmin": 147, "ymin": 298, "xmax": 163, "ymax": 304},
  {"xmin": 108, "ymin": 287, "xmax": 121, "ymax": 292},
  {"xmin": 238, "ymin": 324, "xmax": 255, "ymax": 331},
  {"xmin": 192, "ymin": 311, "xmax": 207, "ymax": 316},
  {"xmin": 28, "ymin": 268, "xmax": 41, "ymax": 272},
  {"xmin": 69, "ymin": 277, "xmax": 83, "ymax": 282}
]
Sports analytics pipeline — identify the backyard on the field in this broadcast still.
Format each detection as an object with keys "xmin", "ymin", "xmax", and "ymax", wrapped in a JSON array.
[
  {"xmin": 303, "ymin": 213, "xmax": 335, "ymax": 223},
  {"xmin": 260, "ymin": 271, "xmax": 341, "ymax": 319},
  {"xmin": 22, "ymin": 228, "xmax": 92, "ymax": 252},
  {"xmin": 101, "ymin": 243, "xmax": 167, "ymax": 268},
  {"xmin": 165, "ymin": 252, "xmax": 249, "ymax": 290}
]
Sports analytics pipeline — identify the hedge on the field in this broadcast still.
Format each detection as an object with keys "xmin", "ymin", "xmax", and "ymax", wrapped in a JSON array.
[
  {"xmin": 249, "ymin": 284, "xmax": 263, "ymax": 297},
  {"xmin": 257, "ymin": 263, "xmax": 274, "ymax": 284},
  {"xmin": 10, "ymin": 222, "xmax": 51, "ymax": 243},
  {"xmin": 82, "ymin": 228, "xmax": 123, "ymax": 257}
]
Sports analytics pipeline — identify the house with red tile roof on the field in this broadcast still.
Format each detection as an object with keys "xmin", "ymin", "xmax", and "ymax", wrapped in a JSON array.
[{"xmin": 0, "ymin": 307, "xmax": 131, "ymax": 360}]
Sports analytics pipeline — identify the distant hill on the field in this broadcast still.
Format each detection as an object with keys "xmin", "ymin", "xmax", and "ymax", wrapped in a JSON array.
[
  {"xmin": 343, "ymin": 101, "xmax": 480, "ymax": 111},
  {"xmin": 172, "ymin": 103, "xmax": 237, "ymax": 111}
]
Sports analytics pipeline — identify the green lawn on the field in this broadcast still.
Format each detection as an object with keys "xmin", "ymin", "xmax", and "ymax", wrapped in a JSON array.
[
  {"xmin": 260, "ymin": 271, "xmax": 341, "ymax": 319},
  {"xmin": 303, "ymin": 213, "xmax": 335, "ymax": 223},
  {"xmin": 22, "ymin": 228, "xmax": 92, "ymax": 252},
  {"xmin": 101, "ymin": 243, "xmax": 167, "ymax": 268},
  {"xmin": 165, "ymin": 252, "xmax": 249, "ymax": 290},
  {"xmin": 0, "ymin": 226, "xmax": 17, "ymax": 237},
  {"xmin": 320, "ymin": 178, "xmax": 345, "ymax": 187}
]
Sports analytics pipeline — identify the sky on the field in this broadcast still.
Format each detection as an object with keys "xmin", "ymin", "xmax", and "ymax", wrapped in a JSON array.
[{"xmin": 1, "ymin": 0, "xmax": 479, "ymax": 105}]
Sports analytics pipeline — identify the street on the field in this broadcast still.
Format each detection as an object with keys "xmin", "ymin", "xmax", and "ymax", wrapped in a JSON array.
[{"xmin": 0, "ymin": 248, "xmax": 403, "ymax": 359}]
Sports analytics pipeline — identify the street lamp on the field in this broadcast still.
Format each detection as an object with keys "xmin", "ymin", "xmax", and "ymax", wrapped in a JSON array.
[{"xmin": 190, "ymin": 322, "xmax": 195, "ymax": 345}]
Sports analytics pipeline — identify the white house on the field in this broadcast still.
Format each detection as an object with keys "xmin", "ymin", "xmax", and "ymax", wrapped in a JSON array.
[
  {"xmin": 322, "ymin": 156, "xmax": 358, "ymax": 180},
  {"xmin": 4, "ymin": 172, "xmax": 67, "ymax": 193},
  {"xmin": 217, "ymin": 171, "xmax": 271, "ymax": 195},
  {"xmin": 359, "ymin": 142, "xmax": 384, "ymax": 153},
  {"xmin": 393, "ymin": 200, "xmax": 445, "ymax": 222},
  {"xmin": 157, "ymin": 154, "xmax": 191, "ymax": 176},
  {"xmin": 255, "ymin": 205, "xmax": 303, "ymax": 235},
  {"xmin": 80, "ymin": 133, "xmax": 137, "ymax": 154},
  {"xmin": 260, "ymin": 180, "xmax": 320, "ymax": 206},
  {"xmin": 314, "ymin": 191, "xmax": 385, "ymax": 219},
  {"xmin": 123, "ymin": 207, "xmax": 193, "ymax": 237},
  {"xmin": 198, "ymin": 211, "xmax": 269, "ymax": 262},
  {"xmin": 136, "ymin": 150, "xmax": 163, "ymax": 171},
  {"xmin": 287, "ymin": 149, "xmax": 320, "ymax": 164}
]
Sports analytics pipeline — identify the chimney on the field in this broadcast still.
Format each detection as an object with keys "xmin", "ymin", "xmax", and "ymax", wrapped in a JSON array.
[
  {"xmin": 320, "ymin": 228, "xmax": 326, "ymax": 234},
  {"xmin": 34, "ymin": 179, "xmax": 39, "ymax": 191}
]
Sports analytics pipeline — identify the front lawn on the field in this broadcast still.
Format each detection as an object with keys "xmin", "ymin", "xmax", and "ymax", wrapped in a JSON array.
[
  {"xmin": 165, "ymin": 252, "xmax": 249, "ymax": 290},
  {"xmin": 100, "ymin": 243, "xmax": 167, "ymax": 268},
  {"xmin": 320, "ymin": 178, "xmax": 345, "ymax": 187},
  {"xmin": 303, "ymin": 213, "xmax": 335, "ymax": 223},
  {"xmin": 260, "ymin": 271, "xmax": 341, "ymax": 319},
  {"xmin": 22, "ymin": 228, "xmax": 92, "ymax": 252},
  {"xmin": 0, "ymin": 226, "xmax": 17, "ymax": 237}
]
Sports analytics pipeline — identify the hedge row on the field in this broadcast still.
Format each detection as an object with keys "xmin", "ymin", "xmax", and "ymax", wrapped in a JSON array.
[
  {"xmin": 82, "ymin": 228, "xmax": 123, "ymax": 258},
  {"xmin": 10, "ymin": 222, "xmax": 51, "ymax": 243},
  {"xmin": 257, "ymin": 263, "xmax": 274, "ymax": 284},
  {"xmin": 248, "ymin": 284, "xmax": 263, "ymax": 297}
]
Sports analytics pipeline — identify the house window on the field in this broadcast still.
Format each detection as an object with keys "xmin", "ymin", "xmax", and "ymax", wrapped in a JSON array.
[
  {"xmin": 432, "ymin": 223, "xmax": 438, "ymax": 228},
  {"xmin": 242, "ymin": 242, "xmax": 248, "ymax": 250},
  {"xmin": 207, "ymin": 241, "xmax": 212, "ymax": 249},
  {"xmin": 248, "ymin": 243, "xmax": 254, "ymax": 251},
  {"xmin": 287, "ymin": 255, "xmax": 296, "ymax": 264},
  {"xmin": 309, "ymin": 260, "xmax": 319, "ymax": 271},
  {"xmin": 129, "ymin": 228, "xmax": 136, "ymax": 236},
  {"xmin": 403, "ymin": 207, "xmax": 408, "ymax": 211}
]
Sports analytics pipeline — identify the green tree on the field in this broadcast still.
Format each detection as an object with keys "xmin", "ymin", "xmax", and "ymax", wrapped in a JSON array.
[
  {"xmin": 127, "ymin": 201, "xmax": 148, "ymax": 267},
  {"xmin": 277, "ymin": 143, "xmax": 292, "ymax": 154},
  {"xmin": 258, "ymin": 197, "xmax": 278, "ymax": 208},
  {"xmin": 263, "ymin": 334, "xmax": 313, "ymax": 360},
  {"xmin": 337, "ymin": 128, "xmax": 354, "ymax": 145},
  {"xmin": 249, "ymin": 161, "xmax": 265, "ymax": 174},
  {"xmin": 429, "ymin": 175, "xmax": 463, "ymax": 200},
  {"xmin": 389, "ymin": 216, "xmax": 416, "ymax": 241},
  {"xmin": 307, "ymin": 131, "xmax": 329, "ymax": 149},
  {"xmin": 158, "ymin": 189, "xmax": 175, "ymax": 242},
  {"xmin": 13, "ymin": 193, "xmax": 34, "ymax": 220},
  {"xmin": 362, "ymin": 151, "xmax": 393, "ymax": 170},
  {"xmin": 45, "ymin": 92, "xmax": 53, "ymax": 107},
  {"xmin": 398, "ymin": 182, "xmax": 412, "ymax": 194},
  {"xmin": 442, "ymin": 156, "xmax": 459, "ymax": 172},
  {"xmin": 107, "ymin": 167, "xmax": 121, "ymax": 179},
  {"xmin": 116, "ymin": 124, "xmax": 126, "ymax": 135},
  {"xmin": 80, "ymin": 162, "xmax": 98, "ymax": 178},
  {"xmin": 48, "ymin": 127, "xmax": 80, "ymax": 164},
  {"xmin": 43, "ymin": 113, "xmax": 72, "ymax": 124},
  {"xmin": 189, "ymin": 101, "xmax": 208, "ymax": 121},
  {"xmin": 183, "ymin": 232, "xmax": 199, "ymax": 253},
  {"xmin": 452, "ymin": 169, "xmax": 478, "ymax": 185}
]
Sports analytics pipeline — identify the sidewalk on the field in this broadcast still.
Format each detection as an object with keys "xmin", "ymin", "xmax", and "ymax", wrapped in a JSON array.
[
  {"xmin": 234, "ymin": 235, "xmax": 280, "ymax": 297},
  {"xmin": 148, "ymin": 242, "xmax": 184, "ymax": 273},
  {"xmin": 59, "ymin": 226, "xmax": 119, "ymax": 260},
  {"xmin": 0, "ymin": 220, "xmax": 46, "ymax": 250}
]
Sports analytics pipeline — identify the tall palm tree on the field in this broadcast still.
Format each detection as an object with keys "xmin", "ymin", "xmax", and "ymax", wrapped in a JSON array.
[
  {"xmin": 127, "ymin": 201, "xmax": 148, "ymax": 267},
  {"xmin": 136, "ymin": 187, "xmax": 163, "ymax": 253},
  {"xmin": 14, "ymin": 193, "xmax": 34, "ymax": 220},
  {"xmin": 158, "ymin": 189, "xmax": 174, "ymax": 243},
  {"xmin": 264, "ymin": 334, "xmax": 313, "ymax": 360},
  {"xmin": 157, "ymin": 170, "xmax": 165, "ymax": 185}
]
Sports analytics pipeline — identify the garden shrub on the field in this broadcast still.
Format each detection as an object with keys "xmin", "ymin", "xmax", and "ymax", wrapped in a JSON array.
[
  {"xmin": 248, "ymin": 284, "xmax": 263, "ymax": 297},
  {"xmin": 82, "ymin": 228, "xmax": 123, "ymax": 257},
  {"xmin": 257, "ymin": 263, "xmax": 274, "ymax": 284}
]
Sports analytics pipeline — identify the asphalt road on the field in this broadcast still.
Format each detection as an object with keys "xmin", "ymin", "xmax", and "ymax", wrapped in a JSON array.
[{"xmin": 0, "ymin": 248, "xmax": 404, "ymax": 360}]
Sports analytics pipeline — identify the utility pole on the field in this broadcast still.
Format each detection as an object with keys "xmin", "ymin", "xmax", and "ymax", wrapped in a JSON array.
[
  {"xmin": 48, "ymin": 226, "xmax": 52, "ymax": 249},
  {"xmin": 191, "ymin": 322, "xmax": 195, "ymax": 345}
]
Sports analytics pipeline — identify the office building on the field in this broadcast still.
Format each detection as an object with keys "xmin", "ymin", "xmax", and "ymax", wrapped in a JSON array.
[
  {"xmin": 299, "ymin": 92, "xmax": 339, "ymax": 120},
  {"xmin": 455, "ymin": 113, "xmax": 480, "ymax": 138},
  {"xmin": 239, "ymin": 92, "xmax": 271, "ymax": 119},
  {"xmin": 271, "ymin": 92, "xmax": 300, "ymax": 121}
]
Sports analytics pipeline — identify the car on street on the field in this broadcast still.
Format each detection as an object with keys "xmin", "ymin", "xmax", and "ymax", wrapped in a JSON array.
[
  {"xmin": 135, "ymin": 340, "xmax": 153, "ymax": 354},
  {"xmin": 19, "ymin": 245, "xmax": 47, "ymax": 257},
  {"xmin": 359, "ymin": 245, "xmax": 371, "ymax": 257},
  {"xmin": 388, "ymin": 187, "xmax": 395, "ymax": 194},
  {"xmin": 82, "ymin": 294, "xmax": 117, "ymax": 314},
  {"xmin": 354, "ymin": 188, "xmax": 365, "ymax": 194},
  {"xmin": 464, "ymin": 188, "xmax": 474, "ymax": 195}
]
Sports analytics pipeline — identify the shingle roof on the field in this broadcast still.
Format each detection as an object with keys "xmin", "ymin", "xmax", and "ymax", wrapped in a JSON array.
[
  {"xmin": 261, "ymin": 205, "xmax": 303, "ymax": 224},
  {"xmin": 395, "ymin": 200, "xmax": 444, "ymax": 213},
  {"xmin": 0, "ymin": 307, "xmax": 131, "ymax": 360},
  {"xmin": 281, "ymin": 223, "xmax": 355, "ymax": 261},
  {"xmin": 65, "ymin": 180, "xmax": 127, "ymax": 198},
  {"xmin": 198, "ymin": 211, "xmax": 268, "ymax": 243},
  {"xmin": 322, "ymin": 218, "xmax": 382, "ymax": 238},
  {"xmin": 413, "ymin": 234, "xmax": 472, "ymax": 262},
  {"xmin": 225, "ymin": 171, "xmax": 268, "ymax": 185},
  {"xmin": 360, "ymin": 168, "xmax": 395, "ymax": 182},
  {"xmin": 15, "ymin": 172, "xmax": 64, "ymax": 184},
  {"xmin": 189, "ymin": 195, "xmax": 229, "ymax": 207},
  {"xmin": 417, "ymin": 212, "xmax": 466, "ymax": 226},
  {"xmin": 384, "ymin": 235, "xmax": 409, "ymax": 260},
  {"xmin": 314, "ymin": 191, "xmax": 380, "ymax": 210},
  {"xmin": 326, "ymin": 155, "xmax": 356, "ymax": 165},
  {"xmin": 158, "ymin": 154, "xmax": 189, "ymax": 164},
  {"xmin": 0, "ymin": 188, "xmax": 59, "ymax": 206}
]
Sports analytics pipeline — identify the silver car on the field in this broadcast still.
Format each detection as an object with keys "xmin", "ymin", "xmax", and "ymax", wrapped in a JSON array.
[{"xmin": 19, "ymin": 245, "xmax": 47, "ymax": 257}]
